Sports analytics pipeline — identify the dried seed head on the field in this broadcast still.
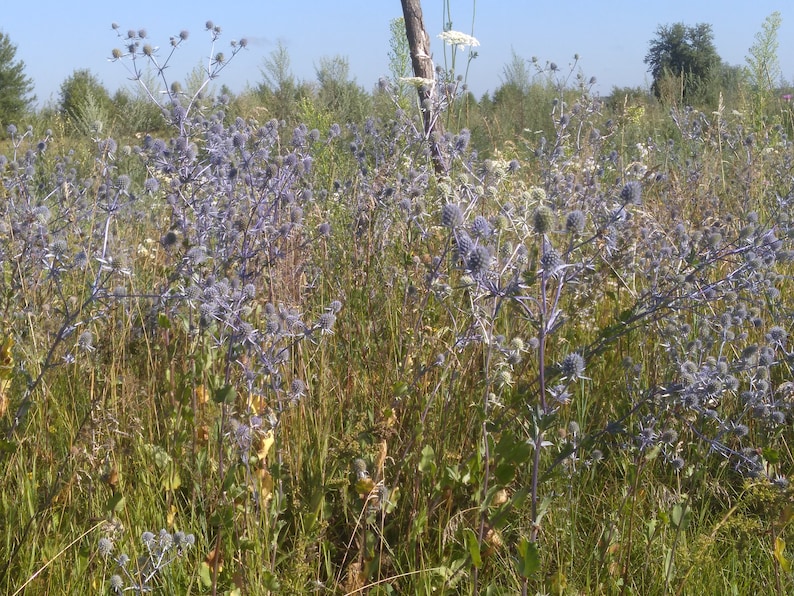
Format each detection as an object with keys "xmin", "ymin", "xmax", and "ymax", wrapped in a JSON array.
[{"xmin": 533, "ymin": 205, "xmax": 554, "ymax": 234}]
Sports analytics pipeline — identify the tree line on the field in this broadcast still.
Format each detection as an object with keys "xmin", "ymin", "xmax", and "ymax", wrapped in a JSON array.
[{"xmin": 0, "ymin": 12, "xmax": 790, "ymax": 145}]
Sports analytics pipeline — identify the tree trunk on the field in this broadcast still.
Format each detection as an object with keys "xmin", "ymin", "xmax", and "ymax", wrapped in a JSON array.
[{"xmin": 400, "ymin": 0, "xmax": 447, "ymax": 174}]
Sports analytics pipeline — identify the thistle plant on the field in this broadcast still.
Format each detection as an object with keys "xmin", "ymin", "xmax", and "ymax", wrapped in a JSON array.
[
  {"xmin": 3, "ymin": 15, "xmax": 794, "ymax": 594},
  {"xmin": 345, "ymin": 60, "xmax": 794, "ymax": 592},
  {"xmin": 99, "ymin": 529, "xmax": 196, "ymax": 594},
  {"xmin": 109, "ymin": 21, "xmax": 248, "ymax": 134},
  {"xmin": 106, "ymin": 23, "xmax": 344, "ymax": 592}
]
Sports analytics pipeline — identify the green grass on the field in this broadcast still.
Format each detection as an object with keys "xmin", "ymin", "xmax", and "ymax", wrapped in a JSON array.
[{"xmin": 1, "ymin": 82, "xmax": 793, "ymax": 596}]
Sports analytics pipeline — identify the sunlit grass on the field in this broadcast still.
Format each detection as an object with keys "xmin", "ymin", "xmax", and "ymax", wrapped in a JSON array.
[{"xmin": 1, "ymin": 59, "xmax": 793, "ymax": 596}]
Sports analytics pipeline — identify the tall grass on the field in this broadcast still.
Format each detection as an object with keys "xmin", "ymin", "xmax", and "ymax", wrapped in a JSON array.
[{"xmin": 1, "ymin": 24, "xmax": 793, "ymax": 596}]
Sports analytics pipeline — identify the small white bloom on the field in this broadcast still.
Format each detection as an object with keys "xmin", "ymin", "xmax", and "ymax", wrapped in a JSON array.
[
  {"xmin": 399, "ymin": 76, "xmax": 436, "ymax": 89},
  {"xmin": 438, "ymin": 30, "xmax": 480, "ymax": 48}
]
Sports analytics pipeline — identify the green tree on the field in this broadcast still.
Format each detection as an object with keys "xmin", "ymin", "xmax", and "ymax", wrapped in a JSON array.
[
  {"xmin": 387, "ymin": 17, "xmax": 412, "ymax": 105},
  {"xmin": 257, "ymin": 41, "xmax": 310, "ymax": 122},
  {"xmin": 644, "ymin": 23, "xmax": 722, "ymax": 106},
  {"xmin": 500, "ymin": 48, "xmax": 532, "ymax": 94},
  {"xmin": 0, "ymin": 31, "xmax": 35, "ymax": 129},
  {"xmin": 314, "ymin": 55, "xmax": 371, "ymax": 124},
  {"xmin": 745, "ymin": 11, "xmax": 783, "ymax": 123},
  {"xmin": 58, "ymin": 69, "xmax": 113, "ymax": 135}
]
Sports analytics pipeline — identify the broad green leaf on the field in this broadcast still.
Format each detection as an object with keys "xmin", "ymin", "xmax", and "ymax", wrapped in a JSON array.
[
  {"xmin": 463, "ymin": 528, "xmax": 482, "ymax": 569},
  {"xmin": 106, "ymin": 493, "xmax": 126, "ymax": 513},
  {"xmin": 198, "ymin": 562, "xmax": 212, "ymax": 587},
  {"xmin": 516, "ymin": 537, "xmax": 540, "ymax": 579},
  {"xmin": 213, "ymin": 384, "xmax": 236, "ymax": 404},
  {"xmin": 419, "ymin": 444, "xmax": 436, "ymax": 474}
]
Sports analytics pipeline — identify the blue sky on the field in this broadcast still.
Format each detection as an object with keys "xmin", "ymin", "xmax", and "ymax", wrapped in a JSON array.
[{"xmin": 4, "ymin": 0, "xmax": 793, "ymax": 107}]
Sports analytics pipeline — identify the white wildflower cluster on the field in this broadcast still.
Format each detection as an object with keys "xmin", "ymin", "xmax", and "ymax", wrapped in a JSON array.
[
  {"xmin": 438, "ymin": 30, "xmax": 480, "ymax": 48},
  {"xmin": 400, "ymin": 76, "xmax": 436, "ymax": 89}
]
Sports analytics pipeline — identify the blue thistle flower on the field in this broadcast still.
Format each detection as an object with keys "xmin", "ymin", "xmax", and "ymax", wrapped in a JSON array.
[
  {"xmin": 560, "ymin": 352, "xmax": 585, "ymax": 379},
  {"xmin": 540, "ymin": 247, "xmax": 563, "ymax": 276},
  {"xmin": 565, "ymin": 210, "xmax": 585, "ymax": 234},
  {"xmin": 533, "ymin": 205, "xmax": 554, "ymax": 234},
  {"xmin": 471, "ymin": 215, "xmax": 492, "ymax": 238},
  {"xmin": 454, "ymin": 129, "xmax": 471, "ymax": 152},
  {"xmin": 77, "ymin": 331, "xmax": 94, "ymax": 352},
  {"xmin": 767, "ymin": 326, "xmax": 787, "ymax": 345},
  {"xmin": 232, "ymin": 132, "xmax": 247, "ymax": 148},
  {"xmin": 441, "ymin": 203, "xmax": 464, "ymax": 229},
  {"xmin": 620, "ymin": 181, "xmax": 642, "ymax": 205},
  {"xmin": 318, "ymin": 312, "xmax": 336, "ymax": 334},
  {"xmin": 290, "ymin": 378, "xmax": 306, "ymax": 398},
  {"xmin": 454, "ymin": 231, "xmax": 473, "ymax": 262},
  {"xmin": 73, "ymin": 250, "xmax": 89, "ymax": 269},
  {"xmin": 659, "ymin": 428, "xmax": 678, "ymax": 445},
  {"xmin": 143, "ymin": 177, "xmax": 159, "ymax": 193},
  {"xmin": 97, "ymin": 537, "xmax": 113, "ymax": 558},
  {"xmin": 466, "ymin": 245, "xmax": 491, "ymax": 276}
]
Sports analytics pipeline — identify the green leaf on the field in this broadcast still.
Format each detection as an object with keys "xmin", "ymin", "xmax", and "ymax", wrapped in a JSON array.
[
  {"xmin": 209, "ymin": 504, "xmax": 235, "ymax": 530},
  {"xmin": 463, "ymin": 528, "xmax": 482, "ymax": 569},
  {"xmin": 262, "ymin": 570, "xmax": 281, "ymax": 590},
  {"xmin": 489, "ymin": 487, "xmax": 528, "ymax": 529},
  {"xmin": 162, "ymin": 468, "xmax": 181, "ymax": 491},
  {"xmin": 644, "ymin": 444, "xmax": 661, "ymax": 462},
  {"xmin": 0, "ymin": 438, "xmax": 17, "ymax": 453},
  {"xmin": 762, "ymin": 447, "xmax": 780, "ymax": 465},
  {"xmin": 158, "ymin": 313, "xmax": 172, "ymax": 329},
  {"xmin": 535, "ymin": 495, "xmax": 553, "ymax": 527},
  {"xmin": 618, "ymin": 307, "xmax": 634, "ymax": 322},
  {"xmin": 516, "ymin": 537, "xmax": 540, "ymax": 579},
  {"xmin": 213, "ymin": 384, "xmax": 236, "ymax": 404},
  {"xmin": 494, "ymin": 462, "xmax": 516, "ymax": 484},
  {"xmin": 419, "ymin": 445, "xmax": 436, "ymax": 474},
  {"xmin": 106, "ymin": 493, "xmax": 126, "ymax": 513},
  {"xmin": 198, "ymin": 562, "xmax": 212, "ymax": 587},
  {"xmin": 663, "ymin": 545, "xmax": 675, "ymax": 580},
  {"xmin": 670, "ymin": 503, "xmax": 690, "ymax": 530},
  {"xmin": 392, "ymin": 381, "xmax": 409, "ymax": 398}
]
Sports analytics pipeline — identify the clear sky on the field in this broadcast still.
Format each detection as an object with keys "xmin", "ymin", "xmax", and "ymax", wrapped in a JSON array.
[{"xmin": 3, "ymin": 0, "xmax": 793, "ymax": 108}]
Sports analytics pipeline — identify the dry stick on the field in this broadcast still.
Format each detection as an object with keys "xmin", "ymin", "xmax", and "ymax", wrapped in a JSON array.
[{"xmin": 400, "ymin": 0, "xmax": 448, "ymax": 175}]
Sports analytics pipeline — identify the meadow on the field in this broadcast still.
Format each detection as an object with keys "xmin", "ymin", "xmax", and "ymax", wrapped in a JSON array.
[{"xmin": 1, "ymin": 22, "xmax": 794, "ymax": 596}]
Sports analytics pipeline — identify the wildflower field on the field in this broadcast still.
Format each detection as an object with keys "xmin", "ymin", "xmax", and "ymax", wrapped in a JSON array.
[{"xmin": 2, "ymin": 20, "xmax": 794, "ymax": 596}]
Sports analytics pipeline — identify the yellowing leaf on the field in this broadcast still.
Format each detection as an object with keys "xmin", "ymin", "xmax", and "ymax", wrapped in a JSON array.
[
  {"xmin": 162, "ymin": 469, "xmax": 181, "ymax": 491},
  {"xmin": 0, "ymin": 385, "xmax": 8, "ymax": 418},
  {"xmin": 355, "ymin": 477, "xmax": 375, "ymax": 497},
  {"xmin": 247, "ymin": 391, "xmax": 267, "ymax": 412},
  {"xmin": 0, "ymin": 335, "xmax": 14, "ymax": 376},
  {"xmin": 256, "ymin": 468, "xmax": 274, "ymax": 503},
  {"xmin": 0, "ymin": 336, "xmax": 14, "ymax": 416},
  {"xmin": 255, "ymin": 430, "xmax": 274, "ymax": 461},
  {"xmin": 195, "ymin": 384, "xmax": 209, "ymax": 406},
  {"xmin": 774, "ymin": 537, "xmax": 791, "ymax": 572},
  {"xmin": 167, "ymin": 504, "xmax": 177, "ymax": 527}
]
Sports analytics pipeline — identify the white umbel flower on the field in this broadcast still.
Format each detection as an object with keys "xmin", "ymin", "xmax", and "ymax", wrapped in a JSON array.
[
  {"xmin": 400, "ymin": 76, "xmax": 436, "ymax": 88},
  {"xmin": 438, "ymin": 30, "xmax": 480, "ymax": 48}
]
